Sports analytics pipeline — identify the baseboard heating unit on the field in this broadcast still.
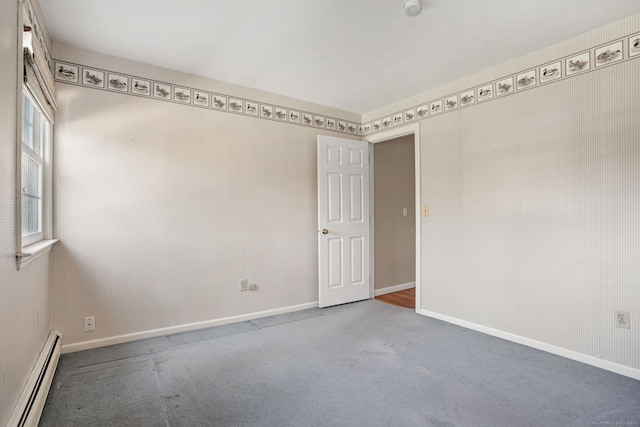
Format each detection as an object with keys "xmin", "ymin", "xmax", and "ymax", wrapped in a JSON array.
[{"xmin": 8, "ymin": 330, "xmax": 62, "ymax": 427}]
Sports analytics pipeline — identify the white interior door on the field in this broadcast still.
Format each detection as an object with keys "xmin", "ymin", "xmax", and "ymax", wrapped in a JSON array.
[{"xmin": 317, "ymin": 135, "xmax": 370, "ymax": 308}]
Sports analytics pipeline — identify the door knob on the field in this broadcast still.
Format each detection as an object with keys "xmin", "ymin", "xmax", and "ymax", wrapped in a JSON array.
[{"xmin": 322, "ymin": 229, "xmax": 329, "ymax": 234}]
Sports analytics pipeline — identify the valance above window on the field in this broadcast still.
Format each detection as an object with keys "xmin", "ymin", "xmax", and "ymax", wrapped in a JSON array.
[{"xmin": 23, "ymin": 25, "xmax": 56, "ymax": 121}]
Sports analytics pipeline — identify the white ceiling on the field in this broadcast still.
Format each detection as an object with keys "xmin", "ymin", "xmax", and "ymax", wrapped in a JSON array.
[{"xmin": 40, "ymin": 0, "xmax": 640, "ymax": 114}]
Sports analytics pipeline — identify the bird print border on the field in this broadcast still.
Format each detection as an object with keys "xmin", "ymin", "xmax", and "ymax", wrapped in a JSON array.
[
  {"xmin": 362, "ymin": 31, "xmax": 640, "ymax": 135},
  {"xmin": 53, "ymin": 31, "xmax": 639, "ymax": 135},
  {"xmin": 53, "ymin": 61, "xmax": 360, "ymax": 136}
]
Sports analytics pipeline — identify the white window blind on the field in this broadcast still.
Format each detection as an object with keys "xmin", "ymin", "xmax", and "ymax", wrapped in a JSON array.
[{"xmin": 23, "ymin": 25, "xmax": 56, "ymax": 120}]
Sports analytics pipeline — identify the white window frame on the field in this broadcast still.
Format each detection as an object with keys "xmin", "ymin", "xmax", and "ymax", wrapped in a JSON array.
[
  {"xmin": 17, "ymin": 85, "xmax": 56, "ymax": 269},
  {"xmin": 21, "ymin": 89, "xmax": 47, "ymax": 245}
]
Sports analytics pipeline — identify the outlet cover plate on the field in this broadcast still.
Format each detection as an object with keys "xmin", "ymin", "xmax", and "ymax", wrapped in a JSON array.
[
  {"xmin": 615, "ymin": 310, "xmax": 630, "ymax": 329},
  {"xmin": 84, "ymin": 316, "xmax": 95, "ymax": 331}
]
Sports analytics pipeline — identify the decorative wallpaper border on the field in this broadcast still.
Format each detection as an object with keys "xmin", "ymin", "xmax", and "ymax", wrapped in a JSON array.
[
  {"xmin": 362, "ymin": 31, "xmax": 640, "ymax": 135},
  {"xmin": 52, "ymin": 60, "xmax": 360, "ymax": 135},
  {"xmin": 53, "ymin": 31, "xmax": 639, "ymax": 134}
]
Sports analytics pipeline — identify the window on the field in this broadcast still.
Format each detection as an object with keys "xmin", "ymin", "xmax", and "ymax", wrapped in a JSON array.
[
  {"xmin": 21, "ymin": 90, "xmax": 50, "ymax": 246},
  {"xmin": 17, "ymin": 5, "xmax": 57, "ymax": 269}
]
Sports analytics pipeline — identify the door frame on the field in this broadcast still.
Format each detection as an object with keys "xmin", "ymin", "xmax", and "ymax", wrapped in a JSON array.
[{"xmin": 365, "ymin": 123, "xmax": 421, "ymax": 313}]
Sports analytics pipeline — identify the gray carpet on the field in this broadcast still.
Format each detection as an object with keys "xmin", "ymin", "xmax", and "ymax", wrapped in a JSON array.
[{"xmin": 40, "ymin": 300, "xmax": 640, "ymax": 427}]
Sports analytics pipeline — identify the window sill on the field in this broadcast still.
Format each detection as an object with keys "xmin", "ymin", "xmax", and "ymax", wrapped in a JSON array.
[{"xmin": 17, "ymin": 239, "xmax": 59, "ymax": 270}]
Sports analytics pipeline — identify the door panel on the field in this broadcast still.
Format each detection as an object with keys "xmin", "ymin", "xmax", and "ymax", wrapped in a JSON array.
[
  {"xmin": 318, "ymin": 135, "xmax": 370, "ymax": 307},
  {"xmin": 349, "ymin": 147, "xmax": 363, "ymax": 166},
  {"xmin": 349, "ymin": 174, "xmax": 364, "ymax": 222},
  {"xmin": 327, "ymin": 173, "xmax": 343, "ymax": 223},
  {"xmin": 350, "ymin": 236, "xmax": 364, "ymax": 285},
  {"xmin": 328, "ymin": 238, "xmax": 343, "ymax": 288}
]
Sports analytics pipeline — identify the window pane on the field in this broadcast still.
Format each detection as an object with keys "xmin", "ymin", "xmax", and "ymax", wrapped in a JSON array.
[
  {"xmin": 32, "ymin": 104, "xmax": 43, "ymax": 156},
  {"xmin": 21, "ymin": 194, "xmax": 41, "ymax": 236},
  {"xmin": 22, "ymin": 154, "xmax": 41, "ymax": 197},
  {"xmin": 22, "ymin": 93, "xmax": 32, "ymax": 147},
  {"xmin": 21, "ymin": 195, "xmax": 28, "ymax": 236},
  {"xmin": 22, "ymin": 93, "xmax": 43, "ymax": 156},
  {"xmin": 21, "ymin": 143, "xmax": 42, "ymax": 237}
]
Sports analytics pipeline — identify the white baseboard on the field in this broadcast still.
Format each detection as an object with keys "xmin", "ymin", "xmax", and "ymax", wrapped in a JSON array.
[
  {"xmin": 419, "ymin": 309, "xmax": 640, "ymax": 381},
  {"xmin": 375, "ymin": 282, "xmax": 415, "ymax": 297},
  {"xmin": 62, "ymin": 302, "xmax": 319, "ymax": 354}
]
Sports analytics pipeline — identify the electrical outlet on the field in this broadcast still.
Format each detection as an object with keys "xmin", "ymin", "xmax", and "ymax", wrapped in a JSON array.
[
  {"xmin": 240, "ymin": 279, "xmax": 248, "ymax": 291},
  {"xmin": 247, "ymin": 282, "xmax": 257, "ymax": 291},
  {"xmin": 84, "ymin": 316, "xmax": 95, "ymax": 332},
  {"xmin": 615, "ymin": 310, "xmax": 630, "ymax": 329}
]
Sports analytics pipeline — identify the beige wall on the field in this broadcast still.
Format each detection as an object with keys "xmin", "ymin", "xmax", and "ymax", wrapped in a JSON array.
[
  {"xmin": 365, "ymin": 14, "xmax": 640, "ymax": 371},
  {"xmin": 50, "ymin": 44, "xmax": 360, "ymax": 347},
  {"xmin": 0, "ymin": 0, "xmax": 53, "ymax": 424},
  {"xmin": 373, "ymin": 135, "xmax": 415, "ymax": 290},
  {"xmin": 420, "ymin": 63, "xmax": 638, "ymax": 370}
]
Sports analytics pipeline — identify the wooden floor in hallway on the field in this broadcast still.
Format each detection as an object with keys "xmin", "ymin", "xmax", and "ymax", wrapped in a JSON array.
[{"xmin": 375, "ymin": 287, "xmax": 415, "ymax": 309}]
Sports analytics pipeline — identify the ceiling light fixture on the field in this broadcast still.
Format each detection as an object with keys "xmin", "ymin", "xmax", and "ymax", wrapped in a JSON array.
[{"xmin": 404, "ymin": 0, "xmax": 422, "ymax": 16}]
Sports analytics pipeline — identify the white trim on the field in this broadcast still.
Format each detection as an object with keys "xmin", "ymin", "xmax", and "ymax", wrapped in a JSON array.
[
  {"xmin": 61, "ymin": 301, "xmax": 319, "ymax": 354},
  {"xmin": 365, "ymin": 124, "xmax": 418, "ymax": 143},
  {"xmin": 17, "ymin": 238, "xmax": 58, "ymax": 270},
  {"xmin": 366, "ymin": 123, "xmax": 421, "ymax": 312},
  {"xmin": 16, "ymin": 3, "xmax": 25, "ymax": 262},
  {"xmin": 414, "ymin": 126, "xmax": 421, "ymax": 313},
  {"xmin": 368, "ymin": 141, "xmax": 375, "ymax": 296},
  {"xmin": 375, "ymin": 282, "xmax": 416, "ymax": 297},
  {"xmin": 419, "ymin": 309, "xmax": 640, "ymax": 381}
]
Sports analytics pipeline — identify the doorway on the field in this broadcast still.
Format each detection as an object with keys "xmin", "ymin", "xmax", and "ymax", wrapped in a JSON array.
[
  {"xmin": 365, "ymin": 124, "xmax": 422, "ymax": 313},
  {"xmin": 372, "ymin": 135, "xmax": 416, "ymax": 308}
]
